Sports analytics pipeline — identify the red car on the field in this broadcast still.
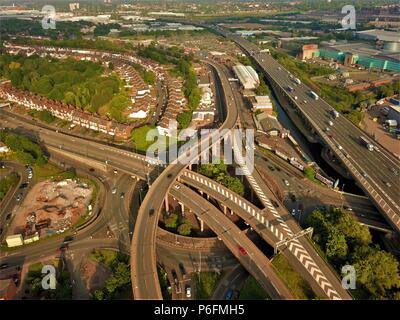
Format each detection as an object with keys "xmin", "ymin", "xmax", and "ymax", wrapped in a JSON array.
[{"xmin": 238, "ymin": 246, "xmax": 248, "ymax": 256}]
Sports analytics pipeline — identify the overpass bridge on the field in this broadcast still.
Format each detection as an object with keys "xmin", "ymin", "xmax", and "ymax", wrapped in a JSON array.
[
  {"xmin": 170, "ymin": 182, "xmax": 294, "ymax": 299},
  {"xmin": 179, "ymin": 170, "xmax": 350, "ymax": 300},
  {"xmin": 212, "ymin": 25, "xmax": 400, "ymax": 234}
]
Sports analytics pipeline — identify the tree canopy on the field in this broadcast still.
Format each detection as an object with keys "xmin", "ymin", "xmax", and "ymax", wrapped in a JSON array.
[{"xmin": 306, "ymin": 207, "xmax": 399, "ymax": 299}]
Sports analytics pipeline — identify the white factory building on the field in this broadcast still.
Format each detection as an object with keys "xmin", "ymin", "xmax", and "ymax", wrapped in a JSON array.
[
  {"xmin": 252, "ymin": 95, "xmax": 273, "ymax": 114},
  {"xmin": 233, "ymin": 64, "xmax": 260, "ymax": 90}
]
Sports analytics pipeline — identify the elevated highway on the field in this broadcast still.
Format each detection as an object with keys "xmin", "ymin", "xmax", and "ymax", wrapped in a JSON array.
[
  {"xmin": 179, "ymin": 170, "xmax": 351, "ymax": 300},
  {"xmin": 170, "ymin": 182, "xmax": 293, "ymax": 299},
  {"xmin": 130, "ymin": 60, "xmax": 239, "ymax": 299},
  {"xmin": 212, "ymin": 25, "xmax": 400, "ymax": 233}
]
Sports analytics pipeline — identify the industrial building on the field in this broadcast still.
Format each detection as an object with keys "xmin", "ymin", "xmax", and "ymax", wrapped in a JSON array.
[
  {"xmin": 356, "ymin": 29, "xmax": 400, "ymax": 52},
  {"xmin": 317, "ymin": 42, "xmax": 400, "ymax": 73},
  {"xmin": 233, "ymin": 64, "xmax": 260, "ymax": 90},
  {"xmin": 251, "ymin": 95, "xmax": 273, "ymax": 114}
]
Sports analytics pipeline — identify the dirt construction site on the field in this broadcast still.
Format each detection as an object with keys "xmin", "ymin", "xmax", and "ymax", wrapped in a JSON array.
[{"xmin": 8, "ymin": 179, "xmax": 93, "ymax": 238}]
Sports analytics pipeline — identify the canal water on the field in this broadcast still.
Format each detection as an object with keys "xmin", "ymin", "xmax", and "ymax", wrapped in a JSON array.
[{"xmin": 272, "ymin": 95, "xmax": 364, "ymax": 195}]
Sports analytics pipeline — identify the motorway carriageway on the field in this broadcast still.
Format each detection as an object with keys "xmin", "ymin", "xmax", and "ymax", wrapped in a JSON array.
[
  {"xmin": 170, "ymin": 182, "xmax": 293, "ymax": 299},
  {"xmin": 215, "ymin": 27, "xmax": 400, "ymax": 233}
]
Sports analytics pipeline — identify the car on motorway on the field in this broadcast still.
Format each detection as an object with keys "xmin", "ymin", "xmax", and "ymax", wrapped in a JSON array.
[
  {"xmin": 225, "ymin": 289, "xmax": 234, "ymax": 300},
  {"xmin": 268, "ymin": 165, "xmax": 275, "ymax": 171},
  {"xmin": 294, "ymin": 96, "xmax": 298, "ymax": 100},
  {"xmin": 174, "ymin": 185, "xmax": 181, "ymax": 190},
  {"xmin": 113, "ymin": 169, "xmax": 118, "ymax": 174},
  {"xmin": 58, "ymin": 244, "xmax": 68, "ymax": 252},
  {"xmin": 179, "ymin": 263, "xmax": 186, "ymax": 276},
  {"xmin": 63, "ymin": 236, "xmax": 74, "ymax": 243},
  {"xmin": 337, "ymin": 144, "xmax": 343, "ymax": 150},
  {"xmin": 6, "ymin": 213, "xmax": 12, "ymax": 220},
  {"xmin": 186, "ymin": 286, "xmax": 191, "ymax": 298},
  {"xmin": 238, "ymin": 246, "xmax": 248, "ymax": 256},
  {"xmin": 271, "ymin": 200, "xmax": 279, "ymax": 208},
  {"xmin": 0, "ymin": 228, "xmax": 3, "ymax": 235},
  {"xmin": 19, "ymin": 182, "xmax": 29, "ymax": 189},
  {"xmin": 171, "ymin": 269, "xmax": 179, "ymax": 285},
  {"xmin": 283, "ymin": 179, "xmax": 290, "ymax": 187},
  {"xmin": 111, "ymin": 187, "xmax": 117, "ymax": 194},
  {"xmin": 16, "ymin": 193, "xmax": 22, "ymax": 202},
  {"xmin": 167, "ymin": 173, "xmax": 173, "ymax": 178},
  {"xmin": 149, "ymin": 209, "xmax": 155, "ymax": 216},
  {"xmin": 27, "ymin": 172, "xmax": 33, "ymax": 179},
  {"xmin": 362, "ymin": 172, "xmax": 368, "ymax": 178},
  {"xmin": 343, "ymin": 206, "xmax": 353, "ymax": 211},
  {"xmin": 291, "ymin": 208, "xmax": 296, "ymax": 216},
  {"xmin": 0, "ymin": 263, "xmax": 9, "ymax": 269},
  {"xmin": 120, "ymin": 192, "xmax": 125, "ymax": 199},
  {"xmin": 385, "ymin": 181, "xmax": 392, "ymax": 187},
  {"xmin": 328, "ymin": 121, "xmax": 334, "ymax": 126},
  {"xmin": 303, "ymin": 100, "xmax": 307, "ymax": 104}
]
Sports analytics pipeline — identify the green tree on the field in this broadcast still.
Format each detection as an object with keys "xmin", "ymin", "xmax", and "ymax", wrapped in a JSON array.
[
  {"xmin": 177, "ymin": 111, "xmax": 192, "ymax": 129},
  {"xmin": 352, "ymin": 246, "xmax": 400, "ymax": 299},
  {"xmin": 325, "ymin": 228, "xmax": 348, "ymax": 264},
  {"xmin": 165, "ymin": 213, "xmax": 179, "ymax": 230},
  {"xmin": 177, "ymin": 223, "xmax": 192, "ymax": 236}
]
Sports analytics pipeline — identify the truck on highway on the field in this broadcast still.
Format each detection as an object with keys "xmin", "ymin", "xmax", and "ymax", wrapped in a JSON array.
[
  {"xmin": 331, "ymin": 110, "xmax": 340, "ymax": 118},
  {"xmin": 359, "ymin": 136, "xmax": 374, "ymax": 151},
  {"xmin": 309, "ymin": 90, "xmax": 319, "ymax": 100},
  {"xmin": 294, "ymin": 77, "xmax": 301, "ymax": 85}
]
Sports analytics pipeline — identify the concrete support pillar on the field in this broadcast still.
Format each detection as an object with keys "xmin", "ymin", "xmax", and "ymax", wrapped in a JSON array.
[
  {"xmin": 230, "ymin": 208, "xmax": 233, "ymax": 215},
  {"xmin": 206, "ymin": 194, "xmax": 210, "ymax": 200},
  {"xmin": 165, "ymin": 195, "xmax": 169, "ymax": 213},
  {"xmin": 199, "ymin": 219, "xmax": 204, "ymax": 232},
  {"xmin": 189, "ymin": 164, "xmax": 192, "ymax": 170},
  {"xmin": 199, "ymin": 190, "xmax": 203, "ymax": 196},
  {"xmin": 223, "ymin": 205, "xmax": 227, "ymax": 215},
  {"xmin": 179, "ymin": 202, "xmax": 185, "ymax": 216}
]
